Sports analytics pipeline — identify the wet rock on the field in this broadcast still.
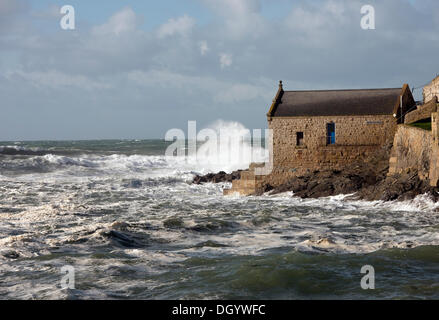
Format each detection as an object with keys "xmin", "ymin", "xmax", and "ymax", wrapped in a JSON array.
[
  {"xmin": 267, "ymin": 143, "xmax": 423, "ymax": 201},
  {"xmin": 101, "ymin": 229, "xmax": 148, "ymax": 248},
  {"xmin": 269, "ymin": 165, "xmax": 382, "ymax": 199},
  {"xmin": 353, "ymin": 170, "xmax": 439, "ymax": 202},
  {"xmin": 192, "ymin": 170, "xmax": 242, "ymax": 184},
  {"xmin": 269, "ymin": 165, "xmax": 439, "ymax": 202}
]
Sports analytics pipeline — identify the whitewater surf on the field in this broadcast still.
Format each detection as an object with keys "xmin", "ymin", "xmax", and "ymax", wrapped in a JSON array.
[{"xmin": 0, "ymin": 123, "xmax": 438, "ymax": 299}]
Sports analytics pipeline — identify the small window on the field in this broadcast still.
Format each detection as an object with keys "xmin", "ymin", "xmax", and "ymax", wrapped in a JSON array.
[
  {"xmin": 296, "ymin": 132, "xmax": 304, "ymax": 146},
  {"xmin": 326, "ymin": 122, "xmax": 336, "ymax": 145}
]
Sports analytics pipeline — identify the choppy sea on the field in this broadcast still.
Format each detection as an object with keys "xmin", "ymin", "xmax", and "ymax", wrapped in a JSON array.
[{"xmin": 0, "ymin": 134, "xmax": 438, "ymax": 299}]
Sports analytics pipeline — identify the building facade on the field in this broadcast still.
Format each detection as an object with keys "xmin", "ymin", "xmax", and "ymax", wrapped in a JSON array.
[
  {"xmin": 263, "ymin": 82, "xmax": 416, "ymax": 186},
  {"xmin": 224, "ymin": 81, "xmax": 416, "ymax": 195}
]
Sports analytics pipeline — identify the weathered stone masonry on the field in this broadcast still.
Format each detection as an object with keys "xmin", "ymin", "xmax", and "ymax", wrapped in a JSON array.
[
  {"xmin": 388, "ymin": 117, "xmax": 439, "ymax": 187},
  {"xmin": 388, "ymin": 125, "xmax": 433, "ymax": 180},
  {"xmin": 423, "ymin": 75, "xmax": 439, "ymax": 103},
  {"xmin": 264, "ymin": 115, "xmax": 397, "ymax": 186}
]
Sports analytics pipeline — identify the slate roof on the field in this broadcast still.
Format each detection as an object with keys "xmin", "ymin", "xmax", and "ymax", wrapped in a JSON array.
[{"xmin": 269, "ymin": 87, "xmax": 409, "ymax": 117}]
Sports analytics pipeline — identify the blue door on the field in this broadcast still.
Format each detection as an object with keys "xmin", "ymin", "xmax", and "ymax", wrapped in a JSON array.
[{"xmin": 327, "ymin": 123, "xmax": 336, "ymax": 145}]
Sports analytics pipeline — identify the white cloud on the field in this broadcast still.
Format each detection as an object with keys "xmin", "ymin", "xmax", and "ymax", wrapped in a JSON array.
[
  {"xmin": 219, "ymin": 53, "xmax": 233, "ymax": 69},
  {"xmin": 202, "ymin": 0, "xmax": 265, "ymax": 39},
  {"xmin": 126, "ymin": 69, "xmax": 271, "ymax": 104},
  {"xmin": 203, "ymin": 0, "xmax": 260, "ymax": 17},
  {"xmin": 3, "ymin": 0, "xmax": 439, "ymax": 139},
  {"xmin": 199, "ymin": 41, "xmax": 209, "ymax": 55},
  {"xmin": 287, "ymin": 1, "xmax": 349, "ymax": 30},
  {"xmin": 157, "ymin": 14, "xmax": 195, "ymax": 38},
  {"xmin": 92, "ymin": 7, "xmax": 140, "ymax": 36}
]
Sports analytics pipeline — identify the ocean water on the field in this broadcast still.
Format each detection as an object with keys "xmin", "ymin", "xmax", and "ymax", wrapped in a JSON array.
[{"xmin": 0, "ymin": 136, "xmax": 439, "ymax": 300}]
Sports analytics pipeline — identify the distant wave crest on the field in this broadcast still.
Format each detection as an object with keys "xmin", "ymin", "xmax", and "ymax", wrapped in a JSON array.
[{"xmin": 0, "ymin": 146, "xmax": 47, "ymax": 156}]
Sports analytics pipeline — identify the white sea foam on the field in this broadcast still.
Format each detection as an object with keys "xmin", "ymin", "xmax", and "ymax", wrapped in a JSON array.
[{"xmin": 1, "ymin": 128, "xmax": 439, "ymax": 300}]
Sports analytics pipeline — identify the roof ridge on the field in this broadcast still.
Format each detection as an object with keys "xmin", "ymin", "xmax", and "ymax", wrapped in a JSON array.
[{"xmin": 284, "ymin": 88, "xmax": 402, "ymax": 93}]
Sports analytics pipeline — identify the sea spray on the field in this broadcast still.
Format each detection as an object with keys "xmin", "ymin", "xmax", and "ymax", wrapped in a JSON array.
[
  {"xmin": 196, "ymin": 120, "xmax": 268, "ymax": 172},
  {"xmin": 166, "ymin": 120, "xmax": 269, "ymax": 173}
]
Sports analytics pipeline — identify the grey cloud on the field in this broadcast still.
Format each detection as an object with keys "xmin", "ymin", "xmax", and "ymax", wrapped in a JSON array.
[{"xmin": 1, "ymin": 0, "xmax": 439, "ymax": 140}]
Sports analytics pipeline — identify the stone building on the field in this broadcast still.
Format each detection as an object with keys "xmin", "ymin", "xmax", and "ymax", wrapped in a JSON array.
[
  {"xmin": 390, "ymin": 76, "xmax": 439, "ymax": 187},
  {"xmin": 224, "ymin": 81, "xmax": 416, "ymax": 195},
  {"xmin": 423, "ymin": 75, "xmax": 439, "ymax": 103}
]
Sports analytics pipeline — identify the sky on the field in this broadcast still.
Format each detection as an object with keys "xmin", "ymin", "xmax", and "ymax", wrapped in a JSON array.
[{"xmin": 1, "ymin": 0, "xmax": 439, "ymax": 140}]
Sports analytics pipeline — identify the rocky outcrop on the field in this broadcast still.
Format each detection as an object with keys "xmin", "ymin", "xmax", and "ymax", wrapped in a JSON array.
[
  {"xmin": 192, "ymin": 170, "xmax": 242, "ymax": 184},
  {"xmin": 267, "ymin": 166, "xmax": 438, "ymax": 202},
  {"xmin": 267, "ymin": 167, "xmax": 381, "ymax": 198},
  {"xmin": 354, "ymin": 169, "xmax": 439, "ymax": 202},
  {"xmin": 266, "ymin": 144, "xmax": 391, "ymax": 199}
]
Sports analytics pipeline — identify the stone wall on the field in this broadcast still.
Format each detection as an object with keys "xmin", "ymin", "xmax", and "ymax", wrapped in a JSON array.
[
  {"xmin": 423, "ymin": 76, "xmax": 439, "ymax": 103},
  {"xmin": 388, "ymin": 125, "xmax": 432, "ymax": 180},
  {"xmin": 264, "ymin": 115, "xmax": 397, "ymax": 186},
  {"xmin": 404, "ymin": 97, "xmax": 438, "ymax": 124}
]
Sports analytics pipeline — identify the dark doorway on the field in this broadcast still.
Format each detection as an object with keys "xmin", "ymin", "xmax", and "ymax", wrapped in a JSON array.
[{"xmin": 326, "ymin": 123, "xmax": 336, "ymax": 145}]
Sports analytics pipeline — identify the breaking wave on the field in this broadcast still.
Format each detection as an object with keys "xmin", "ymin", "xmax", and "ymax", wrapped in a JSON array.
[
  {"xmin": 193, "ymin": 120, "xmax": 268, "ymax": 173},
  {"xmin": 0, "ymin": 145, "xmax": 48, "ymax": 156},
  {"xmin": 1, "ymin": 121, "xmax": 439, "ymax": 299}
]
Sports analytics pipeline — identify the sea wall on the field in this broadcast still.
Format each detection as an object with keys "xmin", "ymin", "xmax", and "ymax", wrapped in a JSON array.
[
  {"xmin": 388, "ymin": 114, "xmax": 439, "ymax": 187},
  {"xmin": 404, "ymin": 97, "xmax": 438, "ymax": 124}
]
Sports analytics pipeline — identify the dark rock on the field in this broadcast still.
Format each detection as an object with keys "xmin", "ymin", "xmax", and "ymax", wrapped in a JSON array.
[
  {"xmin": 270, "ymin": 153, "xmax": 439, "ymax": 202},
  {"xmin": 268, "ymin": 143, "xmax": 437, "ymax": 201},
  {"xmin": 353, "ymin": 170, "xmax": 439, "ymax": 202},
  {"xmin": 192, "ymin": 170, "xmax": 242, "ymax": 184}
]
